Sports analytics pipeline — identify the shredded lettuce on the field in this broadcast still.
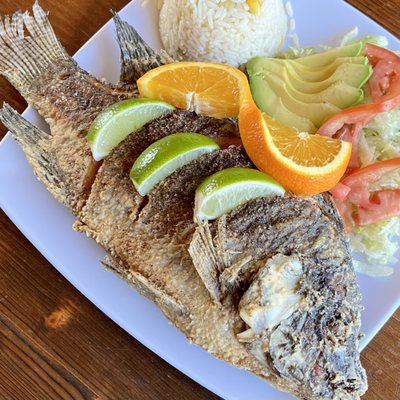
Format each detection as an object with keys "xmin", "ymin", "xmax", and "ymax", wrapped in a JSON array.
[
  {"xmin": 352, "ymin": 108, "xmax": 400, "ymax": 276},
  {"xmin": 276, "ymin": 33, "xmax": 389, "ymax": 60},
  {"xmin": 276, "ymin": 44, "xmax": 328, "ymax": 59},
  {"xmin": 350, "ymin": 34, "xmax": 389, "ymax": 48},
  {"xmin": 369, "ymin": 168, "xmax": 400, "ymax": 191},
  {"xmin": 362, "ymin": 107, "xmax": 400, "ymax": 164},
  {"xmin": 350, "ymin": 217, "xmax": 400, "ymax": 276},
  {"xmin": 358, "ymin": 133, "xmax": 376, "ymax": 166},
  {"xmin": 353, "ymin": 260, "xmax": 394, "ymax": 277},
  {"xmin": 338, "ymin": 27, "xmax": 360, "ymax": 47}
]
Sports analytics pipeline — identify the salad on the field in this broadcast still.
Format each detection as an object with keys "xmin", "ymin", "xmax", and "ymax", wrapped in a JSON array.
[{"xmin": 317, "ymin": 40, "xmax": 400, "ymax": 276}]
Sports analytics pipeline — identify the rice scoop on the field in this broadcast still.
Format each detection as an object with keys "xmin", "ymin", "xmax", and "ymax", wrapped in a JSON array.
[{"xmin": 159, "ymin": 0, "xmax": 288, "ymax": 67}]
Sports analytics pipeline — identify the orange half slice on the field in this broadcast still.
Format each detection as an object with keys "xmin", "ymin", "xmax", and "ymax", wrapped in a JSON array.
[
  {"xmin": 137, "ymin": 62, "xmax": 250, "ymax": 119},
  {"xmin": 239, "ymin": 97, "xmax": 352, "ymax": 194}
]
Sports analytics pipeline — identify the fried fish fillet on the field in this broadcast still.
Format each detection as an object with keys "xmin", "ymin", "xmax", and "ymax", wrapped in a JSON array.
[{"xmin": 0, "ymin": 3, "xmax": 367, "ymax": 399}]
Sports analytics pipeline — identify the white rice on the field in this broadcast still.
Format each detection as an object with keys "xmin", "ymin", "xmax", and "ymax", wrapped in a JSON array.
[
  {"xmin": 158, "ymin": 0, "xmax": 288, "ymax": 67},
  {"xmin": 285, "ymin": 1, "xmax": 293, "ymax": 18}
]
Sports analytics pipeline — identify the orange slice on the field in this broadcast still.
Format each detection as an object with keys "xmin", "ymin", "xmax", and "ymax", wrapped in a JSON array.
[
  {"xmin": 137, "ymin": 62, "xmax": 249, "ymax": 119},
  {"xmin": 238, "ymin": 97, "xmax": 352, "ymax": 194}
]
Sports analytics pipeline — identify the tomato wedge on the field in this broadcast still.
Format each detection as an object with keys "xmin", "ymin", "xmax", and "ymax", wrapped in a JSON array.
[
  {"xmin": 329, "ymin": 182, "xmax": 351, "ymax": 202},
  {"xmin": 340, "ymin": 158, "xmax": 400, "ymax": 208},
  {"xmin": 365, "ymin": 44, "xmax": 400, "ymax": 104},
  {"xmin": 342, "ymin": 157, "xmax": 400, "ymax": 189},
  {"xmin": 331, "ymin": 158, "xmax": 400, "ymax": 228},
  {"xmin": 353, "ymin": 189, "xmax": 400, "ymax": 226},
  {"xmin": 317, "ymin": 44, "xmax": 400, "ymax": 169},
  {"xmin": 346, "ymin": 186, "xmax": 371, "ymax": 209},
  {"xmin": 332, "ymin": 197, "xmax": 353, "ymax": 233},
  {"xmin": 317, "ymin": 104, "xmax": 384, "ymax": 138}
]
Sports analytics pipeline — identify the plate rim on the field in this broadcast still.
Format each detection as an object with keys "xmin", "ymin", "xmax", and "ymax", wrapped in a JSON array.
[{"xmin": 0, "ymin": 1, "xmax": 399, "ymax": 399}]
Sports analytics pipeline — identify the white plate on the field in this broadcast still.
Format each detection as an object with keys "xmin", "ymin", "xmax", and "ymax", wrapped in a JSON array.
[{"xmin": 0, "ymin": 1, "xmax": 399, "ymax": 399}]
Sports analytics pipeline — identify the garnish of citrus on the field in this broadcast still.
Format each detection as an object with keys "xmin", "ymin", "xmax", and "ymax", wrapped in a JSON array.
[
  {"xmin": 195, "ymin": 167, "xmax": 285, "ymax": 221},
  {"xmin": 238, "ymin": 97, "xmax": 352, "ymax": 195},
  {"xmin": 137, "ymin": 62, "xmax": 249, "ymax": 119}
]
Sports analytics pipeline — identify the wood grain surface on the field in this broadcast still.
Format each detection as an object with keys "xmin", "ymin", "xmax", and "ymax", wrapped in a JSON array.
[{"xmin": 0, "ymin": 1, "xmax": 399, "ymax": 399}]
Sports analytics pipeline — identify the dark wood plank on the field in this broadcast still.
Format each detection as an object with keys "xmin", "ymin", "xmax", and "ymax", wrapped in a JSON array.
[
  {"xmin": 0, "ymin": 1, "xmax": 399, "ymax": 399},
  {"xmin": 347, "ymin": 0, "xmax": 399, "ymax": 37},
  {"xmin": 0, "ymin": 315, "xmax": 94, "ymax": 400}
]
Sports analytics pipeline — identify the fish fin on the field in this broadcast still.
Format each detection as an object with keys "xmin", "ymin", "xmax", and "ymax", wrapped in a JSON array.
[
  {"xmin": 219, "ymin": 255, "xmax": 254, "ymax": 296},
  {"xmin": 0, "ymin": 104, "xmax": 67, "ymax": 206},
  {"xmin": 101, "ymin": 255, "xmax": 191, "ymax": 321},
  {"xmin": 112, "ymin": 12, "xmax": 174, "ymax": 83},
  {"xmin": 189, "ymin": 222, "xmax": 223, "ymax": 303},
  {"xmin": 189, "ymin": 221, "xmax": 256, "ymax": 304},
  {"xmin": 0, "ymin": 1, "xmax": 70, "ymax": 96}
]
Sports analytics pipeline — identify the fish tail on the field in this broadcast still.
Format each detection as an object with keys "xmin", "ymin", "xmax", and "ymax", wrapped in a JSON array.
[
  {"xmin": 112, "ymin": 12, "xmax": 174, "ymax": 83},
  {"xmin": 0, "ymin": 1, "xmax": 69, "ymax": 96},
  {"xmin": 0, "ymin": 104, "xmax": 66, "ymax": 206}
]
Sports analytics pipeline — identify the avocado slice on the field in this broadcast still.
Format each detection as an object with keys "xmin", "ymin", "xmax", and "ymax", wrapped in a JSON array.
[
  {"xmin": 255, "ymin": 88, "xmax": 318, "ymax": 133},
  {"xmin": 247, "ymin": 56, "xmax": 372, "ymax": 92},
  {"xmin": 292, "ymin": 42, "xmax": 363, "ymax": 67},
  {"xmin": 246, "ymin": 44, "xmax": 373, "ymax": 132},
  {"xmin": 263, "ymin": 71, "xmax": 364, "ymax": 108},
  {"xmin": 289, "ymin": 57, "xmax": 368, "ymax": 81},
  {"xmin": 250, "ymin": 74, "xmax": 340, "ymax": 127},
  {"xmin": 287, "ymin": 64, "xmax": 369, "ymax": 94},
  {"xmin": 260, "ymin": 57, "xmax": 369, "ymax": 82}
]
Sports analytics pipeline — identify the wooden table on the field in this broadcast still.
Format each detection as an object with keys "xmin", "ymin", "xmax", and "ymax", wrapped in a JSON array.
[{"xmin": 0, "ymin": 0, "xmax": 398, "ymax": 399}]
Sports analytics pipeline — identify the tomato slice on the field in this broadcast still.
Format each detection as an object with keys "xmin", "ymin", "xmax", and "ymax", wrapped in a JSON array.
[
  {"xmin": 365, "ymin": 44, "xmax": 400, "ymax": 103},
  {"xmin": 342, "ymin": 157, "xmax": 400, "ymax": 188},
  {"xmin": 346, "ymin": 186, "xmax": 371, "ymax": 208},
  {"xmin": 352, "ymin": 189, "xmax": 400, "ymax": 226},
  {"xmin": 329, "ymin": 182, "xmax": 351, "ymax": 202},
  {"xmin": 317, "ymin": 44, "xmax": 400, "ymax": 168},
  {"xmin": 332, "ymin": 197, "xmax": 353, "ymax": 233},
  {"xmin": 331, "ymin": 158, "xmax": 400, "ymax": 228},
  {"xmin": 317, "ymin": 105, "xmax": 381, "ymax": 137}
]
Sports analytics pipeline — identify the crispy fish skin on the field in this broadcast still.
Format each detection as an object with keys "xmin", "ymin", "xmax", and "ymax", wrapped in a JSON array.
[
  {"xmin": 75, "ymin": 111, "xmax": 276, "ymax": 379},
  {"xmin": 76, "ymin": 111, "xmax": 244, "ymax": 317},
  {"xmin": 75, "ymin": 110, "xmax": 239, "ymax": 242},
  {"xmin": 0, "ymin": 4, "xmax": 367, "ymax": 400}
]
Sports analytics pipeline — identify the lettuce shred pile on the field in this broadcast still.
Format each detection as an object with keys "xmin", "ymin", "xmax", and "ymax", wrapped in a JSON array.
[
  {"xmin": 361, "ymin": 107, "xmax": 400, "ymax": 165},
  {"xmin": 276, "ymin": 29, "xmax": 388, "ymax": 59},
  {"xmin": 352, "ymin": 108, "xmax": 400, "ymax": 276},
  {"xmin": 350, "ymin": 217, "xmax": 400, "ymax": 276}
]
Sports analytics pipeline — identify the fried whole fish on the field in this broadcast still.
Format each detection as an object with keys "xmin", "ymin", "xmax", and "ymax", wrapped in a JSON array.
[{"xmin": 0, "ymin": 3, "xmax": 367, "ymax": 399}]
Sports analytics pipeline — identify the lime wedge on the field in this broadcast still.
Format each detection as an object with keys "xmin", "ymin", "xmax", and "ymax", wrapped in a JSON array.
[
  {"xmin": 195, "ymin": 168, "xmax": 285, "ymax": 220},
  {"xmin": 130, "ymin": 133, "xmax": 219, "ymax": 196},
  {"xmin": 87, "ymin": 98, "xmax": 175, "ymax": 160}
]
